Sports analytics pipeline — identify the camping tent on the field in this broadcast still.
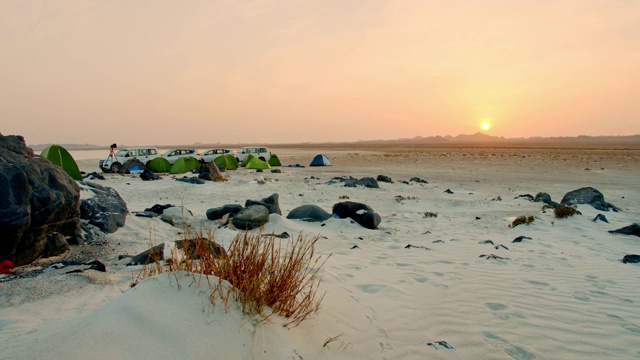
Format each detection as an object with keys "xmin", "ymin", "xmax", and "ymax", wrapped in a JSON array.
[
  {"xmin": 309, "ymin": 154, "xmax": 331, "ymax": 167},
  {"xmin": 214, "ymin": 154, "xmax": 239, "ymax": 170},
  {"xmin": 122, "ymin": 159, "xmax": 146, "ymax": 174},
  {"xmin": 40, "ymin": 144, "xmax": 82, "ymax": 180},
  {"xmin": 267, "ymin": 154, "xmax": 282, "ymax": 167},
  {"xmin": 148, "ymin": 157, "xmax": 172, "ymax": 172},
  {"xmin": 170, "ymin": 156, "xmax": 200, "ymax": 174},
  {"xmin": 241, "ymin": 154, "xmax": 255, "ymax": 167},
  {"xmin": 245, "ymin": 157, "xmax": 271, "ymax": 170}
]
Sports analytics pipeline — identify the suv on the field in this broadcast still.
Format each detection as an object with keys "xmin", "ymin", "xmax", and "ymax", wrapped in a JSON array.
[
  {"xmin": 161, "ymin": 148, "xmax": 202, "ymax": 165},
  {"xmin": 236, "ymin": 146, "xmax": 270, "ymax": 162},
  {"xmin": 201, "ymin": 148, "xmax": 235, "ymax": 163},
  {"xmin": 99, "ymin": 147, "xmax": 160, "ymax": 173}
]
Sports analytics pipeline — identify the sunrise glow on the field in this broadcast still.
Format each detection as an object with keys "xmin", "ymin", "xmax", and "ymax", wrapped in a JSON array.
[{"xmin": 480, "ymin": 120, "xmax": 492, "ymax": 132}]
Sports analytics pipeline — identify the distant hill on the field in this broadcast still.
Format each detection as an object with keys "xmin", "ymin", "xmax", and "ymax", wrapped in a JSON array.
[{"xmin": 27, "ymin": 134, "xmax": 640, "ymax": 150}]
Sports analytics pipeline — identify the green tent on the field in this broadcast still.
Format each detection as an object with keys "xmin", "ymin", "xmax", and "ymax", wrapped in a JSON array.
[
  {"xmin": 148, "ymin": 157, "xmax": 171, "ymax": 172},
  {"xmin": 40, "ymin": 144, "xmax": 82, "ymax": 180},
  {"xmin": 214, "ymin": 154, "xmax": 238, "ymax": 170},
  {"xmin": 170, "ymin": 156, "xmax": 200, "ymax": 174},
  {"xmin": 241, "ymin": 154, "xmax": 255, "ymax": 167},
  {"xmin": 245, "ymin": 157, "xmax": 271, "ymax": 170},
  {"xmin": 267, "ymin": 154, "xmax": 282, "ymax": 167}
]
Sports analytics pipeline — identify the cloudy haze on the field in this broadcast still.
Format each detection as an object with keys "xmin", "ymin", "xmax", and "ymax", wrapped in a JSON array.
[{"xmin": 1, "ymin": 1, "xmax": 639, "ymax": 146}]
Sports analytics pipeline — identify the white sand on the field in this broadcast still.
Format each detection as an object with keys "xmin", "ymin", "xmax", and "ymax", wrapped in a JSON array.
[{"xmin": 2, "ymin": 147, "xmax": 640, "ymax": 359}]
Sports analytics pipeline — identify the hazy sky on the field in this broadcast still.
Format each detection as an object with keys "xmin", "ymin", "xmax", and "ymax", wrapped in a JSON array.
[{"xmin": 1, "ymin": 1, "xmax": 639, "ymax": 146}]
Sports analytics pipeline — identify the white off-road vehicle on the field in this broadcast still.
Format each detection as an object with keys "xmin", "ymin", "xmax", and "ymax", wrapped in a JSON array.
[
  {"xmin": 236, "ymin": 146, "xmax": 270, "ymax": 162},
  {"xmin": 99, "ymin": 146, "xmax": 160, "ymax": 173}
]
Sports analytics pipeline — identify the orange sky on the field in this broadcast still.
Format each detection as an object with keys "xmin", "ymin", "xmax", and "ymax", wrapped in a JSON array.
[{"xmin": 1, "ymin": 1, "xmax": 639, "ymax": 146}]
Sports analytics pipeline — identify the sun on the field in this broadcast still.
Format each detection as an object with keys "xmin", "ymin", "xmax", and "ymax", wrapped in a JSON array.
[{"xmin": 480, "ymin": 120, "xmax": 492, "ymax": 132}]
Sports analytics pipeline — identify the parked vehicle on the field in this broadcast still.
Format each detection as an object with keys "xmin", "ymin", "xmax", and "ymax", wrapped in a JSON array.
[
  {"xmin": 161, "ymin": 148, "xmax": 202, "ymax": 165},
  {"xmin": 99, "ymin": 147, "xmax": 160, "ymax": 173},
  {"xmin": 236, "ymin": 146, "xmax": 270, "ymax": 162},
  {"xmin": 201, "ymin": 148, "xmax": 235, "ymax": 163}
]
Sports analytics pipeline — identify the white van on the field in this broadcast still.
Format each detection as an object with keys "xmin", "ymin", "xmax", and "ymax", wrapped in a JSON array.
[
  {"xmin": 236, "ymin": 146, "xmax": 270, "ymax": 162},
  {"xmin": 99, "ymin": 147, "xmax": 160, "ymax": 173}
]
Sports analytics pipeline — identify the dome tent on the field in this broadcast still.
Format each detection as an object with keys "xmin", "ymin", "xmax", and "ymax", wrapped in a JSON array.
[
  {"xmin": 245, "ymin": 157, "xmax": 271, "ymax": 169},
  {"xmin": 268, "ymin": 154, "xmax": 282, "ymax": 167},
  {"xmin": 170, "ymin": 156, "xmax": 200, "ymax": 174},
  {"xmin": 214, "ymin": 154, "xmax": 239, "ymax": 170},
  {"xmin": 309, "ymin": 154, "xmax": 331, "ymax": 167},
  {"xmin": 40, "ymin": 144, "xmax": 82, "ymax": 180},
  {"xmin": 241, "ymin": 154, "xmax": 255, "ymax": 167},
  {"xmin": 148, "ymin": 157, "xmax": 172, "ymax": 172}
]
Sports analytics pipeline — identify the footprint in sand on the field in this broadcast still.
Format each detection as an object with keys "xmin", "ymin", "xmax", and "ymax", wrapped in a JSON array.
[
  {"xmin": 357, "ymin": 284, "xmax": 388, "ymax": 294},
  {"xmin": 483, "ymin": 331, "xmax": 535, "ymax": 360},
  {"xmin": 410, "ymin": 273, "xmax": 429, "ymax": 283},
  {"xmin": 485, "ymin": 303, "xmax": 511, "ymax": 320},
  {"xmin": 607, "ymin": 314, "xmax": 640, "ymax": 334},
  {"xmin": 573, "ymin": 291, "xmax": 591, "ymax": 302}
]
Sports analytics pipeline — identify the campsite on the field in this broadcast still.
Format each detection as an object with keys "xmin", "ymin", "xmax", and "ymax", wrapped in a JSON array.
[{"xmin": 3, "ymin": 142, "xmax": 640, "ymax": 359}]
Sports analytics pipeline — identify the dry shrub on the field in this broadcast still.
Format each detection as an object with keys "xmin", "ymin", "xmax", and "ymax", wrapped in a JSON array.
[
  {"xmin": 134, "ymin": 228, "xmax": 329, "ymax": 327},
  {"xmin": 509, "ymin": 215, "xmax": 535, "ymax": 228},
  {"xmin": 554, "ymin": 204, "xmax": 581, "ymax": 218},
  {"xmin": 424, "ymin": 211, "xmax": 438, "ymax": 218},
  {"xmin": 211, "ymin": 232, "xmax": 329, "ymax": 327},
  {"xmin": 395, "ymin": 195, "xmax": 418, "ymax": 203}
]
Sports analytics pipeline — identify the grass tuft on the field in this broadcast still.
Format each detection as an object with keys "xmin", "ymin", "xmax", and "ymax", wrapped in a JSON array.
[{"xmin": 509, "ymin": 215, "xmax": 535, "ymax": 228}]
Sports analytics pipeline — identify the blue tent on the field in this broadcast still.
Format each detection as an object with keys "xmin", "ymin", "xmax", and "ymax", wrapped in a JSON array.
[{"xmin": 310, "ymin": 154, "xmax": 331, "ymax": 167}]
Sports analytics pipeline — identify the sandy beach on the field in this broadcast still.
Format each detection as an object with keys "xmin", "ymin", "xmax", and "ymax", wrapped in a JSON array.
[{"xmin": 2, "ymin": 145, "xmax": 640, "ymax": 359}]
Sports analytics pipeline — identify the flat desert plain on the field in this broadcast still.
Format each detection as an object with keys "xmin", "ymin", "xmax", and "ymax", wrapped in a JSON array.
[{"xmin": 2, "ymin": 146, "xmax": 640, "ymax": 360}]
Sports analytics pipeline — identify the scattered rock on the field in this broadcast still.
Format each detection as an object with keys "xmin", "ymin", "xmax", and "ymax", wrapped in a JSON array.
[
  {"xmin": 376, "ymin": 175, "xmax": 394, "ymax": 183},
  {"xmin": 622, "ymin": 255, "xmax": 640, "ymax": 264},
  {"xmin": 206, "ymin": 204, "xmax": 243, "ymax": 221},
  {"xmin": 608, "ymin": 224, "xmax": 640, "ymax": 237},
  {"xmin": 409, "ymin": 177, "xmax": 428, "ymax": 184},
  {"xmin": 261, "ymin": 231, "xmax": 290, "ymax": 239},
  {"xmin": 479, "ymin": 240, "xmax": 495, "ymax": 245},
  {"xmin": 271, "ymin": 169, "xmax": 282, "ymax": 173},
  {"xmin": 593, "ymin": 214, "xmax": 609, "ymax": 223},
  {"xmin": 479, "ymin": 254, "xmax": 509, "ymax": 260},
  {"xmin": 126, "ymin": 238, "xmax": 226, "ymax": 266},
  {"xmin": 287, "ymin": 204, "xmax": 332, "ymax": 222},
  {"xmin": 534, "ymin": 192, "xmax": 553, "ymax": 205},
  {"xmin": 405, "ymin": 244, "xmax": 431, "ymax": 250},
  {"xmin": 144, "ymin": 204, "xmax": 174, "ymax": 215},
  {"xmin": 332, "ymin": 201, "xmax": 381, "ymax": 230},
  {"xmin": 444, "ymin": 189, "xmax": 454, "ymax": 194},
  {"xmin": 327, "ymin": 176, "xmax": 380, "ymax": 188},
  {"xmin": 245, "ymin": 193, "xmax": 281, "ymax": 215},
  {"xmin": 515, "ymin": 194, "xmax": 534, "ymax": 201},
  {"xmin": 231, "ymin": 205, "xmax": 270, "ymax": 230},
  {"xmin": 427, "ymin": 341, "xmax": 454, "ymax": 350},
  {"xmin": 47, "ymin": 260, "xmax": 106, "ymax": 273},
  {"xmin": 561, "ymin": 187, "xmax": 619, "ymax": 212},
  {"xmin": 80, "ymin": 181, "xmax": 127, "ymax": 235},
  {"xmin": 512, "ymin": 236, "xmax": 532, "ymax": 243}
]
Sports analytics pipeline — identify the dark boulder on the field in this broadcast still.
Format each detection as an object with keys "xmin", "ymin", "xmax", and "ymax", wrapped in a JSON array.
[
  {"xmin": 287, "ymin": 204, "xmax": 332, "ymax": 222},
  {"xmin": 245, "ymin": 193, "xmax": 281, "ymax": 215},
  {"xmin": 593, "ymin": 214, "xmax": 609, "ymax": 223},
  {"xmin": 622, "ymin": 255, "xmax": 640, "ymax": 264},
  {"xmin": 444, "ymin": 189, "xmax": 454, "ymax": 194},
  {"xmin": 515, "ymin": 194, "xmax": 534, "ymax": 201},
  {"xmin": 0, "ymin": 135, "xmax": 81, "ymax": 266},
  {"xmin": 608, "ymin": 224, "xmax": 640, "ymax": 237},
  {"xmin": 232, "ymin": 205, "xmax": 270, "ymax": 230},
  {"xmin": 206, "ymin": 204, "xmax": 243, "ymax": 220},
  {"xmin": 534, "ymin": 192, "xmax": 552, "ymax": 204},
  {"xmin": 332, "ymin": 201, "xmax": 381, "ymax": 230},
  {"xmin": 79, "ymin": 181, "xmax": 127, "ymax": 235},
  {"xmin": 83, "ymin": 172, "xmax": 105, "ymax": 180},
  {"xmin": 198, "ymin": 162, "xmax": 223, "ymax": 181},
  {"xmin": 344, "ymin": 177, "xmax": 379, "ymax": 189},
  {"xmin": 376, "ymin": 175, "xmax": 394, "ymax": 183},
  {"xmin": 561, "ymin": 187, "xmax": 619, "ymax": 212}
]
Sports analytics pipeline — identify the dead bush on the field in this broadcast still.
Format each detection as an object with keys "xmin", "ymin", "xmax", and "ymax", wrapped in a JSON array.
[
  {"xmin": 509, "ymin": 215, "xmax": 535, "ymax": 228},
  {"xmin": 424, "ymin": 211, "xmax": 438, "ymax": 218},
  {"xmin": 554, "ymin": 204, "xmax": 581, "ymax": 218}
]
